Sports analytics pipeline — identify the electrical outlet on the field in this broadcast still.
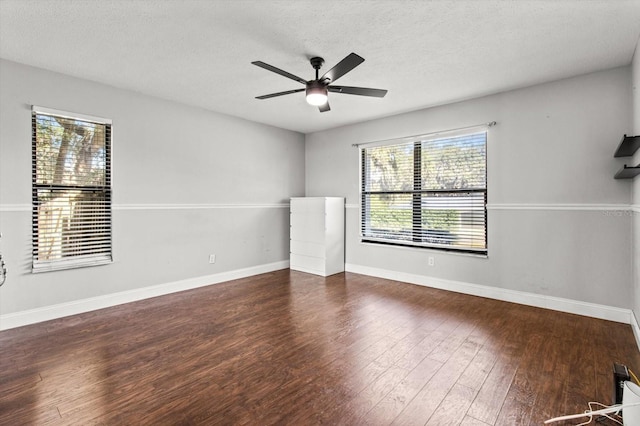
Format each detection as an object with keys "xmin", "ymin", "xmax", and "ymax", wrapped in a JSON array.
[
  {"xmin": 428, "ymin": 256, "xmax": 435, "ymax": 266},
  {"xmin": 208, "ymin": 254, "xmax": 216, "ymax": 264}
]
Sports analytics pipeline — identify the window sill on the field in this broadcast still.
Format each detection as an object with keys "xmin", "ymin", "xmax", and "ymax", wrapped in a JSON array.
[
  {"xmin": 359, "ymin": 239, "xmax": 488, "ymax": 259},
  {"xmin": 32, "ymin": 257, "xmax": 113, "ymax": 273}
]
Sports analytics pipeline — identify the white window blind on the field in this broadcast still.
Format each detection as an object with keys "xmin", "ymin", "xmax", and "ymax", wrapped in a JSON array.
[
  {"xmin": 32, "ymin": 107, "xmax": 112, "ymax": 272},
  {"xmin": 361, "ymin": 131, "xmax": 487, "ymax": 254}
]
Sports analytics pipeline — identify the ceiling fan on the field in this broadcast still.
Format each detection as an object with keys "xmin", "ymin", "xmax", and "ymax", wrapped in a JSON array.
[{"xmin": 252, "ymin": 52, "xmax": 387, "ymax": 112}]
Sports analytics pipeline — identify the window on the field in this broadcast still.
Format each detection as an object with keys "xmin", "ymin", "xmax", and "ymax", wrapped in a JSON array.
[
  {"xmin": 360, "ymin": 130, "xmax": 487, "ymax": 254},
  {"xmin": 32, "ymin": 107, "xmax": 112, "ymax": 272}
]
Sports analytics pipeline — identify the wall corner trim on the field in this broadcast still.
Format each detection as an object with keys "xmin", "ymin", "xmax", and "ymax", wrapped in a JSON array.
[
  {"xmin": 631, "ymin": 311, "xmax": 640, "ymax": 352},
  {"xmin": 0, "ymin": 260, "xmax": 290, "ymax": 331},
  {"xmin": 345, "ymin": 263, "xmax": 633, "ymax": 325}
]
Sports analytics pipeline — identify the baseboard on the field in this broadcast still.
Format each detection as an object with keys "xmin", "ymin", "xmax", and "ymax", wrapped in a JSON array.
[
  {"xmin": 0, "ymin": 260, "xmax": 290, "ymax": 331},
  {"xmin": 345, "ymin": 263, "xmax": 633, "ymax": 325}
]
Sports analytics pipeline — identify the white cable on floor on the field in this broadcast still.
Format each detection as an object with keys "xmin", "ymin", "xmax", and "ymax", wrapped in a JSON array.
[
  {"xmin": 544, "ymin": 402, "xmax": 640, "ymax": 424},
  {"xmin": 574, "ymin": 402, "xmax": 622, "ymax": 426}
]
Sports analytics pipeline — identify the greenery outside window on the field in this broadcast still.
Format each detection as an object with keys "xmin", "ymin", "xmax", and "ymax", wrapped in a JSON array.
[
  {"xmin": 360, "ymin": 129, "xmax": 487, "ymax": 254},
  {"xmin": 32, "ymin": 106, "xmax": 112, "ymax": 272}
]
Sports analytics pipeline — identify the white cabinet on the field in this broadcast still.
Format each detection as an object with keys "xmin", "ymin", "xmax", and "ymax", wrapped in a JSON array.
[{"xmin": 290, "ymin": 197, "xmax": 344, "ymax": 277}]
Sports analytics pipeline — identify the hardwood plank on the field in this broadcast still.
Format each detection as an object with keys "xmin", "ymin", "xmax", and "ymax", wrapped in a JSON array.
[
  {"xmin": 394, "ymin": 318, "xmax": 459, "ymax": 370},
  {"xmin": 426, "ymin": 383, "xmax": 477, "ymax": 425},
  {"xmin": 330, "ymin": 364, "xmax": 413, "ymax": 424},
  {"xmin": 462, "ymin": 351, "xmax": 520, "ymax": 424},
  {"xmin": 457, "ymin": 342, "xmax": 499, "ymax": 392},
  {"xmin": 525, "ymin": 333, "xmax": 570, "ymax": 425},
  {"xmin": 427, "ymin": 321, "xmax": 478, "ymax": 364},
  {"xmin": 364, "ymin": 356, "xmax": 443, "ymax": 425},
  {"xmin": 460, "ymin": 415, "xmax": 492, "ymax": 426},
  {"xmin": 391, "ymin": 339, "xmax": 481, "ymax": 425}
]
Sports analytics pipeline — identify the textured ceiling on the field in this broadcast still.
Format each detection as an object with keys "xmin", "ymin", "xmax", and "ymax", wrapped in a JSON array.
[{"xmin": 1, "ymin": 0, "xmax": 639, "ymax": 134}]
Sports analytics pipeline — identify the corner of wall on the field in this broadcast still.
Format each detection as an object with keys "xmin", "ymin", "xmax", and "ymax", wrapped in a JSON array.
[
  {"xmin": 634, "ymin": 35, "xmax": 640, "ymax": 135},
  {"xmin": 632, "ymin": 309, "xmax": 640, "ymax": 352},
  {"xmin": 631, "ymin": 34, "xmax": 640, "ymax": 340}
]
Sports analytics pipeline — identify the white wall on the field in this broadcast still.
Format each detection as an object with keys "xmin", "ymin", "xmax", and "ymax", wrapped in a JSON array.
[
  {"xmin": 632, "ymin": 37, "xmax": 640, "ymax": 326},
  {"xmin": 0, "ymin": 59, "xmax": 305, "ymax": 320},
  {"xmin": 306, "ymin": 67, "xmax": 633, "ymax": 309}
]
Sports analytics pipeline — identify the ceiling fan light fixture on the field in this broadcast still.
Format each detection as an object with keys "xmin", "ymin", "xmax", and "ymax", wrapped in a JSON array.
[
  {"xmin": 253, "ymin": 53, "xmax": 386, "ymax": 113},
  {"xmin": 306, "ymin": 85, "xmax": 328, "ymax": 106}
]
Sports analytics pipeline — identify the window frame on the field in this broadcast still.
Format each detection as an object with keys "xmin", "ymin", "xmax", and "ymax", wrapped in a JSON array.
[
  {"xmin": 31, "ymin": 106, "xmax": 113, "ymax": 273},
  {"xmin": 359, "ymin": 128, "xmax": 488, "ymax": 255}
]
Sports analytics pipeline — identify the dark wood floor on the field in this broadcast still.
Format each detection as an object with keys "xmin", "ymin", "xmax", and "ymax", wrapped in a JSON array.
[{"xmin": 1, "ymin": 270, "xmax": 639, "ymax": 425}]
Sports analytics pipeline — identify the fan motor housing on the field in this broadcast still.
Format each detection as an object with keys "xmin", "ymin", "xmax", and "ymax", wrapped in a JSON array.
[{"xmin": 306, "ymin": 80, "xmax": 326, "ymax": 91}]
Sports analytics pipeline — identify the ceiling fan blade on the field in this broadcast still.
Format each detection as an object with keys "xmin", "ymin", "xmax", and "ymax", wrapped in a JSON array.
[
  {"xmin": 319, "ymin": 101, "xmax": 330, "ymax": 113},
  {"xmin": 255, "ymin": 88, "xmax": 305, "ymax": 100},
  {"xmin": 321, "ymin": 53, "xmax": 364, "ymax": 83},
  {"xmin": 252, "ymin": 61, "xmax": 307, "ymax": 85},
  {"xmin": 328, "ymin": 85, "xmax": 387, "ymax": 97}
]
